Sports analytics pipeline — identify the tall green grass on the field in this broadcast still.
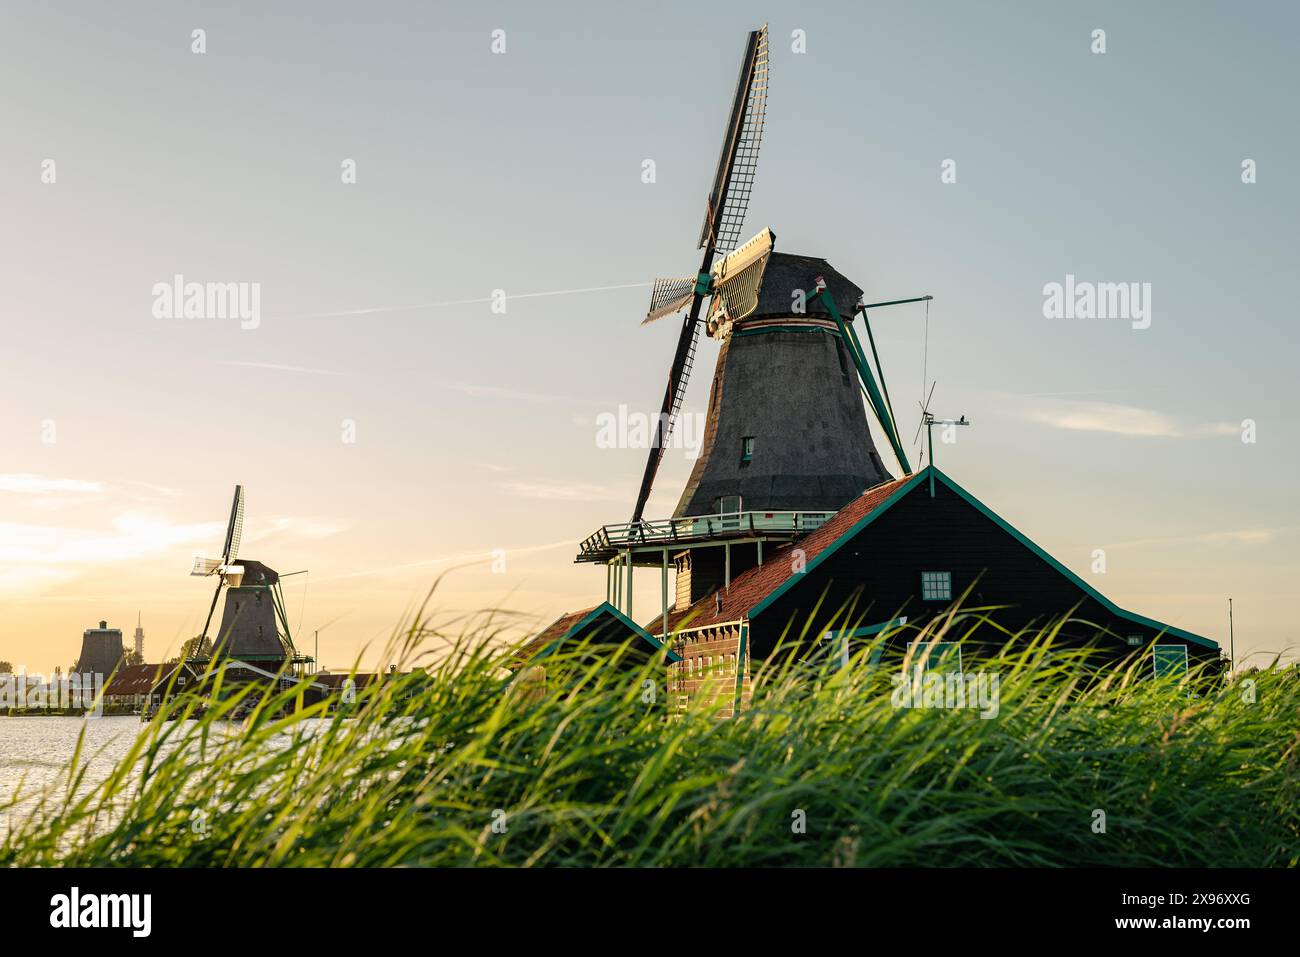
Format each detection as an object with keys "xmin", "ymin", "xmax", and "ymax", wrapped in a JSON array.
[{"xmin": 1, "ymin": 603, "xmax": 1295, "ymax": 867}]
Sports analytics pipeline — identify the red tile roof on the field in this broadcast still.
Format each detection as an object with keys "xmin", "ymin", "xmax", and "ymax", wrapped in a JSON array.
[
  {"xmin": 646, "ymin": 474, "xmax": 918, "ymax": 633},
  {"xmin": 312, "ymin": 672, "xmax": 381, "ymax": 688},
  {"xmin": 516, "ymin": 606, "xmax": 601, "ymax": 661},
  {"xmin": 102, "ymin": 663, "xmax": 182, "ymax": 697}
]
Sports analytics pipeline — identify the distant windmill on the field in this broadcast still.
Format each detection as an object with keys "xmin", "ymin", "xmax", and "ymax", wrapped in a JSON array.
[
  {"xmin": 190, "ymin": 486, "xmax": 307, "ymax": 665},
  {"xmin": 192, "ymin": 484, "xmax": 245, "ymax": 642}
]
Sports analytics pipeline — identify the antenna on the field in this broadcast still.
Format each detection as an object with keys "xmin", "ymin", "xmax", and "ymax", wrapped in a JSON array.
[
  {"xmin": 1228, "ymin": 597, "xmax": 1235, "ymax": 672},
  {"xmin": 912, "ymin": 382, "xmax": 937, "ymax": 459},
  {"xmin": 631, "ymin": 24, "xmax": 770, "ymax": 524},
  {"xmin": 919, "ymin": 407, "xmax": 970, "ymax": 497}
]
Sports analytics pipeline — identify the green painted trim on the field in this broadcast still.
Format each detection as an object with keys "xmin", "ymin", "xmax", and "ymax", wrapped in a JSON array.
[
  {"xmin": 731, "ymin": 324, "xmax": 842, "ymax": 338},
  {"xmin": 536, "ymin": 601, "xmax": 682, "ymax": 663},
  {"xmin": 749, "ymin": 467, "xmax": 1220, "ymax": 652},
  {"xmin": 823, "ymin": 617, "xmax": 908, "ymax": 641},
  {"xmin": 733, "ymin": 621, "xmax": 748, "ymax": 714},
  {"xmin": 748, "ymin": 471, "xmax": 929, "ymax": 618},
  {"xmin": 859, "ymin": 312, "xmax": 901, "ymax": 454},
  {"xmin": 817, "ymin": 291, "xmax": 912, "ymax": 472}
]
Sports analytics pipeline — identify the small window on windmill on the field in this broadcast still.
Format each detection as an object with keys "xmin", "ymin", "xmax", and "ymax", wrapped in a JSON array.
[
  {"xmin": 921, "ymin": 571, "xmax": 952, "ymax": 601},
  {"xmin": 835, "ymin": 338, "xmax": 851, "ymax": 382},
  {"xmin": 741, "ymin": 436, "xmax": 755, "ymax": 464},
  {"xmin": 1126, "ymin": 634, "xmax": 1144, "ymax": 647},
  {"xmin": 717, "ymin": 495, "xmax": 742, "ymax": 515}
]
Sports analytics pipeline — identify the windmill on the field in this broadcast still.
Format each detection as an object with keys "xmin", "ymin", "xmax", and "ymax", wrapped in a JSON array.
[
  {"xmin": 577, "ymin": 24, "xmax": 933, "ymax": 630},
  {"xmin": 628, "ymin": 23, "xmax": 928, "ymax": 524},
  {"xmin": 190, "ymin": 486, "xmax": 308, "ymax": 666}
]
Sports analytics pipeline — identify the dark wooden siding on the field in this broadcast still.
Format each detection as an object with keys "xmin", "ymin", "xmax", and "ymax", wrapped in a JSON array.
[{"xmin": 750, "ymin": 480, "xmax": 1218, "ymax": 664}]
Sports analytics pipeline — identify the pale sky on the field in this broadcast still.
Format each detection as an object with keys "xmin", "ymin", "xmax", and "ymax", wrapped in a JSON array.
[{"xmin": 1, "ymin": 1, "xmax": 1296, "ymax": 672}]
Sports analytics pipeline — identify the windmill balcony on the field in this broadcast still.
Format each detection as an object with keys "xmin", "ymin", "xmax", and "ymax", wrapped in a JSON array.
[{"xmin": 576, "ymin": 508, "xmax": 833, "ymax": 564}]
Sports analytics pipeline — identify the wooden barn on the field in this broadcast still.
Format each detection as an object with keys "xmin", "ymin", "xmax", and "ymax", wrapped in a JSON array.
[{"xmin": 644, "ymin": 466, "xmax": 1220, "ymax": 712}]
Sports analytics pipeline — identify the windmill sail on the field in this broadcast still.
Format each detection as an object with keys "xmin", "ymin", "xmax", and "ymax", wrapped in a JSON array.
[
  {"xmin": 643, "ymin": 276, "xmax": 697, "ymax": 325},
  {"xmin": 222, "ymin": 485, "xmax": 244, "ymax": 564},
  {"xmin": 631, "ymin": 25, "xmax": 770, "ymax": 524},
  {"xmin": 708, "ymin": 227, "xmax": 774, "ymax": 329},
  {"xmin": 698, "ymin": 24, "xmax": 769, "ymax": 254}
]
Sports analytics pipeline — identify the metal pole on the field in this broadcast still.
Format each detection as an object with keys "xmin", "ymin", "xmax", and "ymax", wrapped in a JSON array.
[
  {"xmin": 661, "ymin": 548, "xmax": 669, "ymax": 642},
  {"xmin": 856, "ymin": 295, "xmax": 933, "ymax": 311},
  {"xmin": 927, "ymin": 418, "xmax": 936, "ymax": 497},
  {"xmin": 1229, "ymin": 598, "xmax": 1235, "ymax": 670},
  {"xmin": 626, "ymin": 550, "xmax": 633, "ymax": 619}
]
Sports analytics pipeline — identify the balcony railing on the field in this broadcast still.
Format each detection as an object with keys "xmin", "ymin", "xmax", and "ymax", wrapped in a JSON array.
[{"xmin": 578, "ymin": 509, "xmax": 834, "ymax": 559}]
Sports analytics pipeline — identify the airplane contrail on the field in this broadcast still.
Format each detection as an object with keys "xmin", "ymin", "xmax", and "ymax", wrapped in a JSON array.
[{"xmin": 271, "ymin": 281, "xmax": 653, "ymax": 321}]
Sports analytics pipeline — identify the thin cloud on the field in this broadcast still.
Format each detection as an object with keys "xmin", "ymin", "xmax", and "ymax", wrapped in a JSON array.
[
  {"xmin": 1100, "ymin": 527, "xmax": 1286, "ymax": 550},
  {"xmin": 0, "ymin": 474, "xmax": 104, "ymax": 495},
  {"xmin": 442, "ymin": 380, "xmax": 617, "ymax": 406},
  {"xmin": 0, "ymin": 515, "xmax": 223, "ymax": 564},
  {"xmin": 496, "ymin": 481, "xmax": 624, "ymax": 502},
  {"xmin": 1019, "ymin": 400, "xmax": 1236, "ymax": 438},
  {"xmin": 318, "ymin": 539, "xmax": 574, "ymax": 582},
  {"xmin": 217, "ymin": 360, "xmax": 346, "ymax": 377},
  {"xmin": 245, "ymin": 516, "xmax": 349, "ymax": 543},
  {"xmin": 272, "ymin": 281, "xmax": 653, "ymax": 321}
]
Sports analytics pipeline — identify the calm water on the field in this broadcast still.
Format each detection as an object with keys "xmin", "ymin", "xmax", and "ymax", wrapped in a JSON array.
[
  {"xmin": 0, "ymin": 716, "xmax": 147, "ymax": 803},
  {"xmin": 0, "ymin": 715, "xmax": 337, "ymax": 838}
]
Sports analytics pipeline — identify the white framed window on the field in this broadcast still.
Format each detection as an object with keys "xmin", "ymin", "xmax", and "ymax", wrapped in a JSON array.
[
  {"xmin": 716, "ymin": 495, "xmax": 742, "ymax": 514},
  {"xmin": 921, "ymin": 571, "xmax": 952, "ymax": 601},
  {"xmin": 908, "ymin": 640, "xmax": 961, "ymax": 674},
  {"xmin": 1152, "ymin": 644, "xmax": 1189, "ymax": 679}
]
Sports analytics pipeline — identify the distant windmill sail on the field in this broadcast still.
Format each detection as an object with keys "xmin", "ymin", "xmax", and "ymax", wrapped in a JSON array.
[
  {"xmin": 196, "ymin": 485, "xmax": 245, "ymax": 645},
  {"xmin": 631, "ymin": 24, "xmax": 770, "ymax": 524},
  {"xmin": 223, "ymin": 485, "xmax": 244, "ymax": 565}
]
